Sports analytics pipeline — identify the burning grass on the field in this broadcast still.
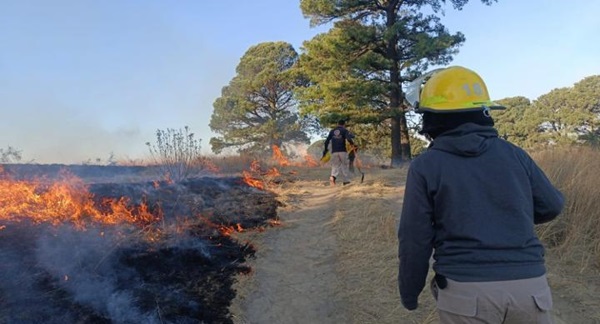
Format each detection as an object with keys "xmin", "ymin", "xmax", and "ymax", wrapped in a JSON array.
[{"xmin": 0, "ymin": 164, "xmax": 281, "ymax": 323}]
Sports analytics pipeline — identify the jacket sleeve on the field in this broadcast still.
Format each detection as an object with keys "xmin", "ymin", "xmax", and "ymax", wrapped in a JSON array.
[
  {"xmin": 398, "ymin": 165, "xmax": 434, "ymax": 310},
  {"xmin": 345, "ymin": 130, "xmax": 355, "ymax": 146},
  {"xmin": 528, "ymin": 159, "xmax": 565, "ymax": 224},
  {"xmin": 324, "ymin": 131, "xmax": 333, "ymax": 150}
]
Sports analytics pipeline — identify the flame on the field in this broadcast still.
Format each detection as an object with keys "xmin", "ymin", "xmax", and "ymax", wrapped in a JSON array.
[
  {"xmin": 241, "ymin": 160, "xmax": 282, "ymax": 190},
  {"xmin": 250, "ymin": 160, "xmax": 261, "ymax": 173},
  {"xmin": 304, "ymin": 154, "xmax": 319, "ymax": 167},
  {"xmin": 271, "ymin": 145, "xmax": 320, "ymax": 168},
  {"xmin": 197, "ymin": 215, "xmax": 245, "ymax": 237},
  {"xmin": 242, "ymin": 170, "xmax": 265, "ymax": 190},
  {"xmin": 202, "ymin": 159, "xmax": 220, "ymax": 173},
  {"xmin": 264, "ymin": 167, "xmax": 280, "ymax": 177},
  {"xmin": 267, "ymin": 219, "xmax": 282, "ymax": 227},
  {"xmin": 218, "ymin": 223, "xmax": 245, "ymax": 236},
  {"xmin": 272, "ymin": 145, "xmax": 290, "ymax": 166},
  {"xmin": 0, "ymin": 170, "xmax": 161, "ymax": 229}
]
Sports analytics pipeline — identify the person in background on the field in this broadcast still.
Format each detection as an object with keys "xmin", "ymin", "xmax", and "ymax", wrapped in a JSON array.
[
  {"xmin": 323, "ymin": 119, "xmax": 356, "ymax": 186},
  {"xmin": 398, "ymin": 66, "xmax": 564, "ymax": 323},
  {"xmin": 347, "ymin": 131, "xmax": 357, "ymax": 174}
]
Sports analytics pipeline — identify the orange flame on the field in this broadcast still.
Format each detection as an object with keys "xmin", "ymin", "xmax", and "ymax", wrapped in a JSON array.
[
  {"xmin": 242, "ymin": 170, "xmax": 265, "ymax": 190},
  {"xmin": 219, "ymin": 223, "xmax": 245, "ymax": 236},
  {"xmin": 0, "ymin": 171, "xmax": 161, "ymax": 229},
  {"xmin": 271, "ymin": 145, "xmax": 321, "ymax": 168},
  {"xmin": 250, "ymin": 160, "xmax": 261, "ymax": 173},
  {"xmin": 272, "ymin": 145, "xmax": 291, "ymax": 166},
  {"xmin": 267, "ymin": 219, "xmax": 282, "ymax": 227},
  {"xmin": 197, "ymin": 215, "xmax": 245, "ymax": 237},
  {"xmin": 202, "ymin": 159, "xmax": 221, "ymax": 173},
  {"xmin": 264, "ymin": 167, "xmax": 281, "ymax": 177},
  {"xmin": 304, "ymin": 154, "xmax": 319, "ymax": 167},
  {"xmin": 241, "ymin": 160, "xmax": 282, "ymax": 190}
]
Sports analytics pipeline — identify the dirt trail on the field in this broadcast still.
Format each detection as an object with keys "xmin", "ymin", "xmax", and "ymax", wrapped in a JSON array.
[{"xmin": 232, "ymin": 183, "xmax": 346, "ymax": 324}]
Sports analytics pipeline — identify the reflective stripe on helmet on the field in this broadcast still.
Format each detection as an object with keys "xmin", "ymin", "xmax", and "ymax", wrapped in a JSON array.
[{"xmin": 410, "ymin": 66, "xmax": 505, "ymax": 113}]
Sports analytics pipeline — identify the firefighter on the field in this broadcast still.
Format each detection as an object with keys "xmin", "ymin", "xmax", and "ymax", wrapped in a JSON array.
[
  {"xmin": 323, "ymin": 119, "xmax": 356, "ymax": 186},
  {"xmin": 398, "ymin": 66, "xmax": 564, "ymax": 323},
  {"xmin": 346, "ymin": 131, "xmax": 356, "ymax": 174}
]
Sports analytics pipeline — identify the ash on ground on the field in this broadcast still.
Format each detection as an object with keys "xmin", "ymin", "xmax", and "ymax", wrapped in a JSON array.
[{"xmin": 0, "ymin": 164, "xmax": 281, "ymax": 324}]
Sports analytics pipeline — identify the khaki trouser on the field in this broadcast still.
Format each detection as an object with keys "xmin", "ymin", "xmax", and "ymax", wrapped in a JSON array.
[
  {"xmin": 431, "ymin": 275, "xmax": 553, "ymax": 324},
  {"xmin": 330, "ymin": 152, "xmax": 350, "ymax": 183}
]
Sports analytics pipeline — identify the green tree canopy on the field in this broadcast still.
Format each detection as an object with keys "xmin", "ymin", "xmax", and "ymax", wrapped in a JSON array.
[
  {"xmin": 492, "ymin": 75, "xmax": 600, "ymax": 150},
  {"xmin": 529, "ymin": 75, "xmax": 600, "ymax": 147},
  {"xmin": 297, "ymin": 0, "xmax": 497, "ymax": 166},
  {"xmin": 492, "ymin": 96, "xmax": 532, "ymax": 147},
  {"xmin": 210, "ymin": 41, "xmax": 311, "ymax": 155}
]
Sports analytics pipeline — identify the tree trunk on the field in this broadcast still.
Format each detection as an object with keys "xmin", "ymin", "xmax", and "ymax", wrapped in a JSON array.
[
  {"xmin": 386, "ymin": 1, "xmax": 410, "ymax": 168},
  {"xmin": 391, "ymin": 112, "xmax": 411, "ymax": 167},
  {"xmin": 400, "ymin": 112, "xmax": 411, "ymax": 161},
  {"xmin": 391, "ymin": 116, "xmax": 403, "ymax": 167}
]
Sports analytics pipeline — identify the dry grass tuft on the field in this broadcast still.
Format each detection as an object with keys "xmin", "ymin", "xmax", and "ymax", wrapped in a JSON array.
[
  {"xmin": 328, "ymin": 167, "xmax": 438, "ymax": 324},
  {"xmin": 533, "ymin": 146, "xmax": 600, "ymax": 272},
  {"xmin": 529, "ymin": 146, "xmax": 600, "ymax": 322}
]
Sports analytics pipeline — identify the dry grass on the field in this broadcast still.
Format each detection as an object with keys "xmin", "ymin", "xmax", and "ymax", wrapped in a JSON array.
[
  {"xmin": 209, "ymin": 155, "xmax": 260, "ymax": 174},
  {"xmin": 293, "ymin": 150, "xmax": 600, "ymax": 323},
  {"xmin": 533, "ymin": 146, "xmax": 600, "ymax": 272},
  {"xmin": 230, "ymin": 150, "xmax": 600, "ymax": 323},
  {"xmin": 530, "ymin": 146, "xmax": 600, "ymax": 323},
  {"xmin": 326, "ymin": 167, "xmax": 438, "ymax": 324}
]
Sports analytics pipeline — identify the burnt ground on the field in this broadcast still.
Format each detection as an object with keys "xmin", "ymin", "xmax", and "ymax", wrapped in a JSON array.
[{"xmin": 0, "ymin": 164, "xmax": 281, "ymax": 324}]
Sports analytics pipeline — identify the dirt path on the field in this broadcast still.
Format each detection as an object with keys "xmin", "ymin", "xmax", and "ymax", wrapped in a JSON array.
[{"xmin": 232, "ymin": 182, "xmax": 347, "ymax": 324}]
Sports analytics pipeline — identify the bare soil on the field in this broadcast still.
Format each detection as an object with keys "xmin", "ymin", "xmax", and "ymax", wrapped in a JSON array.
[{"xmin": 231, "ymin": 166, "xmax": 600, "ymax": 324}]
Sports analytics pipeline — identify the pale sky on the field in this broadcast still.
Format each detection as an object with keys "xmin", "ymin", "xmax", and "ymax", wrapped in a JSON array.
[{"xmin": 1, "ymin": 0, "xmax": 598, "ymax": 164}]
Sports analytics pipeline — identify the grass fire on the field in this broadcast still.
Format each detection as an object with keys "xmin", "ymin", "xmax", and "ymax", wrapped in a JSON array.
[{"xmin": 0, "ymin": 164, "xmax": 280, "ymax": 323}]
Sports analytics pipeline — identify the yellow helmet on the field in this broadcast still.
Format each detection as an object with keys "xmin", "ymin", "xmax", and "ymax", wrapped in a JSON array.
[
  {"xmin": 409, "ymin": 66, "xmax": 505, "ymax": 113},
  {"xmin": 320, "ymin": 151, "xmax": 331, "ymax": 163}
]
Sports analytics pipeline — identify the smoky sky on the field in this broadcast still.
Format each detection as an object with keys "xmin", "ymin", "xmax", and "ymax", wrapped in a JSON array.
[{"xmin": 0, "ymin": 1, "xmax": 238, "ymax": 164}]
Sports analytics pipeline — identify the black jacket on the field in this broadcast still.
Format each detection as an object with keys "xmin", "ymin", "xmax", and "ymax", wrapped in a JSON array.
[
  {"xmin": 324, "ymin": 126, "xmax": 354, "ymax": 153},
  {"xmin": 398, "ymin": 123, "xmax": 564, "ymax": 310}
]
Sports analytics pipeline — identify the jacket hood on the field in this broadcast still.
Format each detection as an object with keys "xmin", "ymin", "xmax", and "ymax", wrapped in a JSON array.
[{"xmin": 429, "ymin": 123, "xmax": 498, "ymax": 157}]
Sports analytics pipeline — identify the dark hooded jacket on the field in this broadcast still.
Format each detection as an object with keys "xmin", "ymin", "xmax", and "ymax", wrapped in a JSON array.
[
  {"xmin": 398, "ymin": 123, "xmax": 564, "ymax": 310},
  {"xmin": 324, "ymin": 126, "xmax": 354, "ymax": 153}
]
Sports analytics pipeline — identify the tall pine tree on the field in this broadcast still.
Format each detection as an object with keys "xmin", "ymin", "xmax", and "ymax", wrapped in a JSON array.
[
  {"xmin": 210, "ymin": 42, "xmax": 311, "ymax": 155},
  {"xmin": 297, "ymin": 0, "xmax": 497, "ymax": 166}
]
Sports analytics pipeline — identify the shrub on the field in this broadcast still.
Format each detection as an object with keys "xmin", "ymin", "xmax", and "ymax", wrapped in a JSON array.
[
  {"xmin": 146, "ymin": 127, "xmax": 210, "ymax": 182},
  {"xmin": 0, "ymin": 146, "xmax": 22, "ymax": 163}
]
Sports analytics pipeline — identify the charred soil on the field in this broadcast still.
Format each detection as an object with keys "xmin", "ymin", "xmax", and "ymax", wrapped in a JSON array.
[{"xmin": 0, "ymin": 164, "xmax": 280, "ymax": 323}]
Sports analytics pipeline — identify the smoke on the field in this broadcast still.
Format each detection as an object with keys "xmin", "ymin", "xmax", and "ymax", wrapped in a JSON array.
[
  {"xmin": 0, "ymin": 237, "xmax": 76, "ymax": 323},
  {"xmin": 284, "ymin": 142, "xmax": 310, "ymax": 158},
  {"xmin": 35, "ymin": 225, "xmax": 159, "ymax": 323},
  {"xmin": 0, "ymin": 219, "xmax": 215, "ymax": 323},
  {"xmin": 0, "ymin": 109, "xmax": 149, "ymax": 165},
  {"xmin": 0, "ymin": 171, "xmax": 273, "ymax": 323}
]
